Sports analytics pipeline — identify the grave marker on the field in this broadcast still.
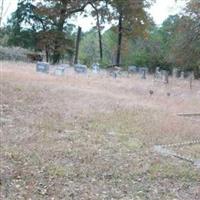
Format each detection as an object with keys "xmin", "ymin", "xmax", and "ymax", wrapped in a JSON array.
[
  {"xmin": 180, "ymin": 71, "xmax": 185, "ymax": 79},
  {"xmin": 189, "ymin": 72, "xmax": 194, "ymax": 89},
  {"xmin": 92, "ymin": 63, "xmax": 100, "ymax": 74},
  {"xmin": 140, "ymin": 68, "xmax": 147, "ymax": 79},
  {"xmin": 128, "ymin": 66, "xmax": 137, "ymax": 74},
  {"xmin": 173, "ymin": 68, "xmax": 180, "ymax": 78},
  {"xmin": 162, "ymin": 70, "xmax": 169, "ymax": 84},
  {"xmin": 55, "ymin": 66, "xmax": 65, "ymax": 76},
  {"xmin": 141, "ymin": 70, "xmax": 146, "ymax": 79},
  {"xmin": 155, "ymin": 67, "xmax": 162, "ymax": 79},
  {"xmin": 36, "ymin": 62, "xmax": 49, "ymax": 73},
  {"xmin": 74, "ymin": 64, "xmax": 87, "ymax": 74}
]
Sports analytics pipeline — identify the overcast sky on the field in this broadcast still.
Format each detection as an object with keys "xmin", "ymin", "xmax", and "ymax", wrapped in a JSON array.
[{"xmin": 2, "ymin": 0, "xmax": 187, "ymax": 31}]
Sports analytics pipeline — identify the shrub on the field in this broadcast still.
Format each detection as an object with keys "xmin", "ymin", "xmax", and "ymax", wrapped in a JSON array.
[{"xmin": 0, "ymin": 46, "xmax": 31, "ymax": 62}]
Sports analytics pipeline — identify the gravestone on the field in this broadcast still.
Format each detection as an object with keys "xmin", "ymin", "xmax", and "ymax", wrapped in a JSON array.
[
  {"xmin": 139, "ymin": 67, "xmax": 148, "ymax": 73},
  {"xmin": 173, "ymin": 68, "xmax": 180, "ymax": 78},
  {"xmin": 55, "ymin": 66, "xmax": 65, "ymax": 76},
  {"xmin": 155, "ymin": 67, "xmax": 159, "ymax": 73},
  {"xmin": 111, "ymin": 71, "xmax": 117, "ymax": 78},
  {"xmin": 162, "ymin": 70, "xmax": 169, "ymax": 84},
  {"xmin": 155, "ymin": 67, "xmax": 162, "ymax": 79},
  {"xmin": 119, "ymin": 70, "xmax": 129, "ymax": 77},
  {"xmin": 107, "ymin": 66, "xmax": 121, "ymax": 78},
  {"xmin": 128, "ymin": 66, "xmax": 137, "ymax": 74},
  {"xmin": 189, "ymin": 72, "xmax": 194, "ymax": 89},
  {"xmin": 139, "ymin": 67, "xmax": 148, "ymax": 79},
  {"xmin": 180, "ymin": 71, "xmax": 185, "ymax": 79},
  {"xmin": 141, "ymin": 68, "xmax": 146, "ymax": 79},
  {"xmin": 184, "ymin": 71, "xmax": 192, "ymax": 78},
  {"xmin": 92, "ymin": 63, "xmax": 100, "ymax": 74},
  {"xmin": 36, "ymin": 62, "xmax": 49, "ymax": 73},
  {"xmin": 74, "ymin": 64, "xmax": 87, "ymax": 74}
]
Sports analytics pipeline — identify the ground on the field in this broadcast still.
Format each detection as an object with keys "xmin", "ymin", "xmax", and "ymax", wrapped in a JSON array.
[{"xmin": 0, "ymin": 61, "xmax": 200, "ymax": 200}]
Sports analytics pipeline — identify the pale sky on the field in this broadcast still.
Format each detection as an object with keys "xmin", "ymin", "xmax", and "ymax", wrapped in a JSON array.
[{"xmin": 1, "ymin": 0, "xmax": 187, "ymax": 31}]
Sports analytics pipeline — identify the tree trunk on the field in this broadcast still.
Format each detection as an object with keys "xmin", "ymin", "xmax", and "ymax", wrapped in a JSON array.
[
  {"xmin": 89, "ymin": 3, "xmax": 103, "ymax": 62},
  {"xmin": 96, "ymin": 11, "xmax": 103, "ymax": 61},
  {"xmin": 194, "ymin": 66, "xmax": 200, "ymax": 79},
  {"xmin": 45, "ymin": 45, "xmax": 49, "ymax": 62},
  {"xmin": 52, "ymin": 19, "xmax": 65, "ymax": 64},
  {"xmin": 52, "ymin": 40, "xmax": 60, "ymax": 64},
  {"xmin": 116, "ymin": 10, "xmax": 123, "ymax": 67},
  {"xmin": 74, "ymin": 26, "xmax": 82, "ymax": 64}
]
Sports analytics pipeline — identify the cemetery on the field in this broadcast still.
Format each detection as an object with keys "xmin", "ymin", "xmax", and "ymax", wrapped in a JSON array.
[
  {"xmin": 1, "ymin": 61, "xmax": 200, "ymax": 199},
  {"xmin": 0, "ymin": 0, "xmax": 200, "ymax": 199}
]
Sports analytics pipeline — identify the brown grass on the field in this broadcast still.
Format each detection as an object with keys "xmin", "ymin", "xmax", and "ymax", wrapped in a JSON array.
[{"xmin": 0, "ymin": 61, "xmax": 200, "ymax": 199}]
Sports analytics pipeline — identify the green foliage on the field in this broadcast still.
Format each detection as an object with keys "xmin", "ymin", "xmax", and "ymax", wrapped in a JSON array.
[
  {"xmin": 80, "ymin": 26, "xmax": 166, "ymax": 71},
  {"xmin": 79, "ymin": 30, "xmax": 99, "ymax": 66},
  {"xmin": 5, "ymin": 0, "xmax": 78, "ymax": 64},
  {"xmin": 1, "ymin": 0, "xmax": 199, "ymax": 77},
  {"xmin": 166, "ymin": 0, "xmax": 200, "ymax": 78},
  {"xmin": 8, "ymin": 29, "xmax": 37, "ymax": 50},
  {"xmin": 0, "ymin": 28, "xmax": 9, "ymax": 46},
  {"xmin": 79, "ymin": 28, "xmax": 118, "ymax": 67},
  {"xmin": 101, "ymin": 28, "xmax": 118, "ymax": 66}
]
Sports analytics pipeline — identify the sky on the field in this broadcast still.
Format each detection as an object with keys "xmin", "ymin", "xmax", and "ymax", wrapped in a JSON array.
[{"xmin": 1, "ymin": 0, "xmax": 187, "ymax": 31}]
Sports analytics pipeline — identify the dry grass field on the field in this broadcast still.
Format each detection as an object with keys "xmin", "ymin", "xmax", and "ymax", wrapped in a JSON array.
[{"xmin": 1, "ymin": 61, "xmax": 200, "ymax": 199}]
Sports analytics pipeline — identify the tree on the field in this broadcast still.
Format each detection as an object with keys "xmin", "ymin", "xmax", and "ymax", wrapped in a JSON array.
[
  {"xmin": 167, "ymin": 0, "xmax": 200, "ymax": 78},
  {"xmin": 7, "ymin": 0, "xmax": 79, "ymax": 63},
  {"xmin": 6, "ymin": 0, "xmax": 37, "ymax": 49},
  {"xmin": 89, "ymin": 2, "xmax": 104, "ymax": 61},
  {"xmin": 0, "ymin": 26, "xmax": 10, "ymax": 46},
  {"xmin": 79, "ymin": 30, "xmax": 100, "ymax": 66},
  {"xmin": 36, "ymin": 0, "xmax": 98, "ymax": 64},
  {"xmin": 74, "ymin": 26, "xmax": 82, "ymax": 64},
  {"xmin": 108, "ymin": 0, "xmax": 154, "ymax": 66}
]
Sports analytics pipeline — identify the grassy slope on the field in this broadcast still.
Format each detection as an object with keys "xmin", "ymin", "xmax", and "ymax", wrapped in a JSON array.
[{"xmin": 0, "ymin": 61, "xmax": 200, "ymax": 199}]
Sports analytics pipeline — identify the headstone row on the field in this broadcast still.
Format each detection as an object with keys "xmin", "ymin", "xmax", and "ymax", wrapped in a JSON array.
[
  {"xmin": 36, "ymin": 62, "xmax": 103, "ymax": 75},
  {"xmin": 173, "ymin": 68, "xmax": 194, "ymax": 79},
  {"xmin": 36, "ymin": 62, "xmax": 70, "ymax": 76}
]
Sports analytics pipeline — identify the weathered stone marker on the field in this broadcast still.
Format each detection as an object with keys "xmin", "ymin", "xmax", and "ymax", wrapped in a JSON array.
[
  {"xmin": 55, "ymin": 66, "xmax": 65, "ymax": 76},
  {"xmin": 173, "ymin": 68, "xmax": 180, "ymax": 78},
  {"xmin": 180, "ymin": 71, "xmax": 185, "ymax": 79},
  {"xmin": 155, "ymin": 67, "xmax": 162, "ymax": 79},
  {"xmin": 36, "ymin": 62, "xmax": 49, "ymax": 73},
  {"xmin": 74, "ymin": 64, "xmax": 87, "ymax": 74},
  {"xmin": 141, "ymin": 68, "xmax": 147, "ymax": 79},
  {"xmin": 189, "ymin": 73, "xmax": 194, "ymax": 89},
  {"xmin": 128, "ymin": 66, "xmax": 137, "ymax": 74},
  {"xmin": 92, "ymin": 63, "xmax": 100, "ymax": 74},
  {"xmin": 162, "ymin": 70, "xmax": 169, "ymax": 84},
  {"xmin": 111, "ymin": 71, "xmax": 117, "ymax": 78}
]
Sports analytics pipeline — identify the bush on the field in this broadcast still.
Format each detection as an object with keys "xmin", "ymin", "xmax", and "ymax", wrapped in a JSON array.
[{"xmin": 0, "ymin": 46, "xmax": 31, "ymax": 62}]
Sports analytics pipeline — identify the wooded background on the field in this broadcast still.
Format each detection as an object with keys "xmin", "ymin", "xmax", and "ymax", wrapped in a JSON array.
[{"xmin": 0, "ymin": 0, "xmax": 199, "ymax": 78}]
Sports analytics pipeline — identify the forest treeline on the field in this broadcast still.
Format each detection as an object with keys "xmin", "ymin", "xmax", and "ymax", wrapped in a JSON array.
[{"xmin": 0, "ymin": 0, "xmax": 199, "ymax": 78}]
